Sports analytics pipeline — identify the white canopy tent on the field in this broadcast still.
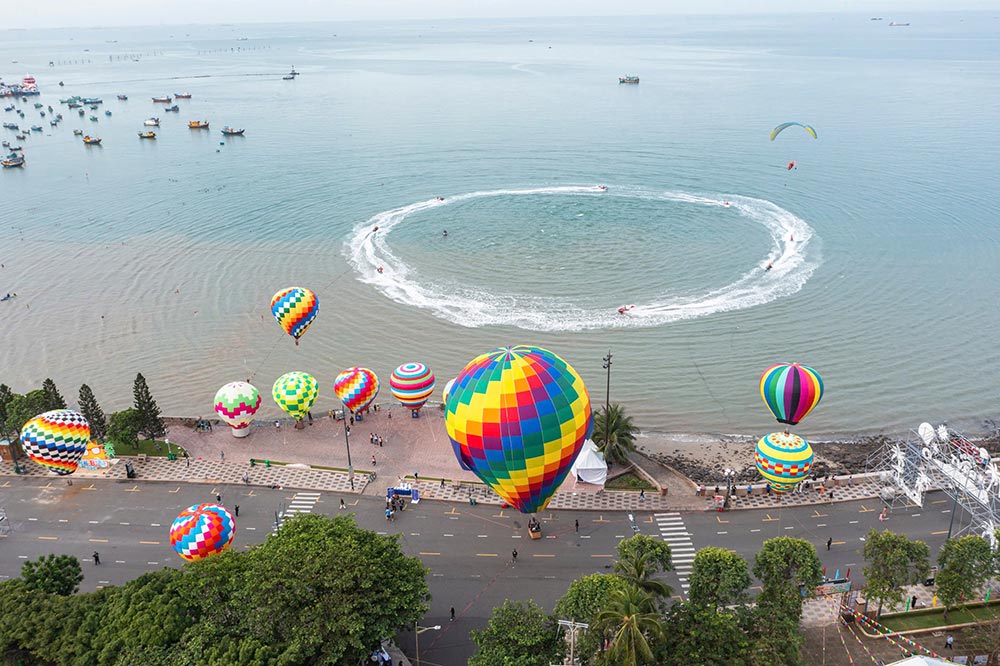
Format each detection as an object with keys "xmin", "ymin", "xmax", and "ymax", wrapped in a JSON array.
[{"xmin": 570, "ymin": 439, "xmax": 608, "ymax": 486}]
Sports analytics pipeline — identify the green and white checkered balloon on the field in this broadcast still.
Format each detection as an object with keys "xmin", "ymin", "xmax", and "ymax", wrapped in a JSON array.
[{"xmin": 272, "ymin": 372, "xmax": 319, "ymax": 420}]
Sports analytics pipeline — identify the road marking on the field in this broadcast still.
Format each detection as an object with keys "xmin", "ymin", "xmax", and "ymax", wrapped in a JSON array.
[
  {"xmin": 545, "ymin": 575, "xmax": 556, "ymax": 579},
  {"xmin": 751, "ymin": 585, "xmax": 763, "ymax": 592},
  {"xmin": 443, "ymin": 534, "xmax": 454, "ymax": 537},
  {"xmin": 98, "ymin": 580, "xmax": 109, "ymax": 584},
  {"xmin": 245, "ymin": 490, "xmax": 257, "ymax": 497},
  {"xmin": 544, "ymin": 513, "xmax": 558, "ymax": 521},
  {"xmin": 716, "ymin": 516, "xmax": 729, "ymax": 524},
  {"xmin": 245, "ymin": 527, "xmax": 256, "ymax": 531},
  {"xmin": 762, "ymin": 514, "xmax": 779, "ymax": 522},
  {"xmin": 580, "ymin": 535, "xmax": 591, "ymax": 539},
  {"xmin": 614, "ymin": 534, "xmax": 625, "ymax": 538},
  {"xmin": 432, "ymin": 573, "xmax": 443, "ymax": 577},
  {"xmin": 37, "ymin": 482, "xmax": 52, "ymax": 489},
  {"xmin": 833, "ymin": 541, "xmax": 846, "ymax": 546},
  {"xmin": 751, "ymin": 529, "xmax": 761, "ymax": 533},
  {"xmin": 492, "ymin": 510, "xmax": 506, "ymax": 518},
  {"xmin": 419, "ymin": 552, "xmax": 441, "ymax": 556},
  {"xmin": 476, "ymin": 553, "xmax": 498, "ymax": 557},
  {"xmin": 150, "ymin": 523, "xmax": 160, "ymax": 527},
  {"xmin": 89, "ymin": 520, "xmax": 100, "ymax": 524},
  {"xmin": 28, "ymin": 517, "xmax": 38, "ymax": 521},
  {"xmin": 139, "ymin": 541, "xmax": 160, "ymax": 545},
  {"xmin": 817, "ymin": 523, "xmax": 827, "ymax": 527},
  {"xmin": 146, "ymin": 561, "xmax": 158, "ymax": 565},
  {"xmin": 83, "ymin": 484, "xmax": 97, "ymax": 490},
  {"xmin": 783, "ymin": 526, "xmax": 794, "ymax": 530},
  {"xmin": 931, "ymin": 530, "xmax": 948, "ymax": 535},
  {"xmin": 119, "ymin": 522, "xmax": 130, "ymax": 526},
  {"xmin": 849, "ymin": 520, "xmax": 859, "ymax": 524},
  {"xmin": 942, "ymin": 510, "xmax": 950, "ymax": 513},
  {"xmin": 812, "ymin": 510, "xmax": 828, "ymax": 518},
  {"xmin": 655, "ymin": 513, "xmax": 696, "ymax": 596},
  {"xmin": 533, "ymin": 554, "xmax": 555, "ymax": 558},
  {"xmin": 124, "ymin": 485, "xmax": 140, "ymax": 492},
  {"xmin": 911, "ymin": 514, "xmax": 921, "ymax": 517},
  {"xmin": 410, "ymin": 532, "xmax": 420, "ymax": 536},
  {"xmin": 0, "ymin": 481, "xmax": 8, "ymax": 487},
  {"xmin": 591, "ymin": 554, "xmax": 614, "ymax": 558},
  {"xmin": 38, "ymin": 536, "xmax": 58, "ymax": 540},
  {"xmin": 859, "ymin": 505, "xmax": 875, "ymax": 513},
  {"xmin": 593, "ymin": 515, "xmax": 610, "ymax": 523},
  {"xmin": 477, "ymin": 534, "xmax": 488, "ymax": 538},
  {"xmin": 169, "ymin": 487, "xmax": 180, "ymax": 493},
  {"xmin": 445, "ymin": 507, "xmax": 460, "ymax": 515},
  {"xmin": 89, "ymin": 538, "xmax": 109, "ymax": 543},
  {"xmin": 115, "ymin": 560, "xmax": 125, "ymax": 564},
  {"xmin": 717, "ymin": 531, "xmax": 728, "ymax": 535},
  {"xmin": 449, "ymin": 516, "xmax": 459, "ymax": 520},
  {"xmin": 931, "ymin": 499, "xmax": 947, "ymax": 505}
]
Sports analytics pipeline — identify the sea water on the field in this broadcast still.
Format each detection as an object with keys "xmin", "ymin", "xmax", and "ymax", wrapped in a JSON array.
[{"xmin": 1, "ymin": 13, "xmax": 998, "ymax": 438}]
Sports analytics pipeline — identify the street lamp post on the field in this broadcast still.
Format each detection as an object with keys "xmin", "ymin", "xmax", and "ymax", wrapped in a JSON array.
[
  {"xmin": 413, "ymin": 623, "xmax": 441, "ymax": 666},
  {"xmin": 557, "ymin": 619, "xmax": 590, "ymax": 665},
  {"xmin": 601, "ymin": 351, "xmax": 612, "ymax": 449},
  {"xmin": 340, "ymin": 405, "xmax": 354, "ymax": 490}
]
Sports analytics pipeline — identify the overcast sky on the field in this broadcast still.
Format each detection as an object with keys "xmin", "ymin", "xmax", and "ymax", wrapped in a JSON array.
[{"xmin": 9, "ymin": 0, "xmax": 988, "ymax": 30}]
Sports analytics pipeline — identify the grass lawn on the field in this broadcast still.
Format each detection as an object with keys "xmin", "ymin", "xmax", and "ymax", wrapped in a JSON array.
[
  {"xmin": 605, "ymin": 471, "xmax": 655, "ymax": 490},
  {"xmin": 116, "ymin": 439, "xmax": 188, "ymax": 457},
  {"xmin": 879, "ymin": 601, "xmax": 1000, "ymax": 633}
]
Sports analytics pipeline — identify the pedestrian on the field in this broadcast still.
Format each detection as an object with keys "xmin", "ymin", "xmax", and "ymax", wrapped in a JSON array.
[
  {"xmin": 370, "ymin": 433, "xmax": 374, "ymax": 444},
  {"xmin": 388, "ymin": 410, "xmax": 392, "ymax": 419},
  {"xmin": 512, "ymin": 548, "xmax": 518, "ymax": 563},
  {"xmin": 848, "ymin": 475, "xmax": 854, "ymax": 486},
  {"xmin": 379, "ymin": 435, "xmax": 384, "ymax": 447},
  {"xmin": 945, "ymin": 635, "xmax": 954, "ymax": 650},
  {"xmin": 639, "ymin": 489, "xmax": 645, "ymax": 501},
  {"xmin": 765, "ymin": 483, "xmax": 771, "ymax": 495},
  {"xmin": 714, "ymin": 485, "xmax": 720, "ymax": 496},
  {"xmin": 575, "ymin": 519, "xmax": 579, "ymax": 533},
  {"xmin": 827, "ymin": 537, "xmax": 832, "ymax": 551},
  {"xmin": 242, "ymin": 471, "xmax": 249, "ymax": 484},
  {"xmin": 450, "ymin": 607, "xmax": 455, "ymax": 622},
  {"xmin": 414, "ymin": 472, "xmax": 419, "ymax": 483},
  {"xmin": 220, "ymin": 450, "xmax": 225, "ymax": 461},
  {"xmin": 828, "ymin": 489, "xmax": 834, "ymax": 502},
  {"xmin": 440, "ymin": 477, "xmax": 445, "ymax": 488},
  {"xmin": 93, "ymin": 551, "xmax": 101, "ymax": 565},
  {"xmin": 386, "ymin": 508, "xmax": 391, "ymax": 521},
  {"xmin": 340, "ymin": 498, "xmax": 346, "ymax": 509},
  {"xmin": 216, "ymin": 493, "xmax": 222, "ymax": 503},
  {"xmin": 911, "ymin": 595, "xmax": 918, "ymax": 609},
  {"xmin": 696, "ymin": 484, "xmax": 702, "ymax": 496},
  {"xmin": 307, "ymin": 411, "xmax": 313, "ymax": 425},
  {"xmin": 186, "ymin": 456, "xmax": 190, "ymax": 468},
  {"xmin": 371, "ymin": 454, "xmax": 376, "ymax": 466},
  {"xmin": 819, "ymin": 485, "xmax": 825, "ymax": 496},
  {"xmin": 747, "ymin": 484, "xmax": 753, "ymax": 496},
  {"xmin": 235, "ymin": 504, "xmax": 240, "ymax": 517},
  {"xmin": 389, "ymin": 509, "xmax": 395, "ymax": 522}
]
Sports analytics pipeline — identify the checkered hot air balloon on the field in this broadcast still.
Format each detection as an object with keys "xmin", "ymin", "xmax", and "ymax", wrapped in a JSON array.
[
  {"xmin": 760, "ymin": 362, "xmax": 824, "ymax": 426},
  {"xmin": 389, "ymin": 363, "xmax": 435, "ymax": 414},
  {"xmin": 445, "ymin": 345, "xmax": 593, "ymax": 514},
  {"xmin": 334, "ymin": 367, "xmax": 379, "ymax": 414},
  {"xmin": 272, "ymin": 372, "xmax": 319, "ymax": 421},
  {"xmin": 20, "ymin": 410, "xmax": 91, "ymax": 475},
  {"xmin": 270, "ymin": 287, "xmax": 319, "ymax": 345},
  {"xmin": 169, "ymin": 503, "xmax": 235, "ymax": 561},
  {"xmin": 755, "ymin": 431, "xmax": 813, "ymax": 494},
  {"xmin": 214, "ymin": 381, "xmax": 261, "ymax": 438}
]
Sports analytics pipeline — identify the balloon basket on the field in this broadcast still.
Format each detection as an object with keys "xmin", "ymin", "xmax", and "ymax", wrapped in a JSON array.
[
  {"xmin": 232, "ymin": 428, "xmax": 250, "ymax": 438},
  {"xmin": 294, "ymin": 420, "xmax": 305, "ymax": 430}
]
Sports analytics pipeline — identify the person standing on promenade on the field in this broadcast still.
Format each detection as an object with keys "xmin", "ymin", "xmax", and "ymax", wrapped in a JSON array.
[{"xmin": 371, "ymin": 454, "xmax": 377, "ymax": 467}]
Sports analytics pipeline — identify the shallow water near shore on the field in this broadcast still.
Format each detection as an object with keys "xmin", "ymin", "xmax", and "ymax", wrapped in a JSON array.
[{"xmin": 2, "ymin": 13, "xmax": 999, "ymax": 438}]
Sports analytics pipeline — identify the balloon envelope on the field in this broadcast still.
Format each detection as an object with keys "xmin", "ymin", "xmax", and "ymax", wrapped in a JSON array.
[
  {"xmin": 214, "ymin": 381, "xmax": 261, "ymax": 434},
  {"xmin": 20, "ymin": 409, "xmax": 91, "ymax": 475},
  {"xmin": 272, "ymin": 372, "xmax": 319, "ymax": 420},
  {"xmin": 334, "ymin": 367, "xmax": 380, "ymax": 413},
  {"xmin": 759, "ymin": 362, "xmax": 824, "ymax": 425},
  {"xmin": 390, "ymin": 363, "xmax": 436, "ymax": 411},
  {"xmin": 170, "ymin": 503, "xmax": 236, "ymax": 561},
  {"xmin": 446, "ymin": 345, "xmax": 592, "ymax": 514},
  {"xmin": 270, "ymin": 287, "xmax": 319, "ymax": 342},
  {"xmin": 755, "ymin": 431, "xmax": 813, "ymax": 494}
]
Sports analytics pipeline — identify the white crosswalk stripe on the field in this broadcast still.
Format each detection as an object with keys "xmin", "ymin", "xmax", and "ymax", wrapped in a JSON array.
[
  {"xmin": 655, "ymin": 512, "xmax": 697, "ymax": 596},
  {"xmin": 275, "ymin": 493, "xmax": 322, "ymax": 530}
]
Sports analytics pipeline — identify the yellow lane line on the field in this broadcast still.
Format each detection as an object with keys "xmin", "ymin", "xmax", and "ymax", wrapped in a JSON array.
[
  {"xmin": 89, "ymin": 538, "xmax": 109, "ymax": 543},
  {"xmin": 38, "ymin": 536, "xmax": 58, "ymax": 540},
  {"xmin": 476, "ymin": 553, "xmax": 498, "ymax": 557},
  {"xmin": 931, "ymin": 530, "xmax": 948, "ymax": 535},
  {"xmin": 124, "ymin": 485, "xmax": 140, "ymax": 492},
  {"xmin": 419, "ymin": 552, "xmax": 441, "ymax": 556},
  {"xmin": 168, "ymin": 487, "xmax": 180, "ymax": 493},
  {"xmin": 533, "ymin": 554, "xmax": 555, "ymax": 558},
  {"xmin": 762, "ymin": 514, "xmax": 779, "ymax": 522},
  {"xmin": 83, "ymin": 484, "xmax": 97, "ymax": 490},
  {"xmin": 717, "ymin": 515, "xmax": 729, "ymax": 524},
  {"xmin": 590, "ymin": 554, "xmax": 614, "ymax": 558},
  {"xmin": 139, "ymin": 541, "xmax": 160, "ymax": 545}
]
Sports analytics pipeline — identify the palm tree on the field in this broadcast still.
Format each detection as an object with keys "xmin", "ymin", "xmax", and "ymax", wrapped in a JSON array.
[
  {"xmin": 595, "ymin": 585, "xmax": 663, "ymax": 666},
  {"xmin": 592, "ymin": 403, "xmax": 637, "ymax": 465},
  {"xmin": 615, "ymin": 552, "xmax": 672, "ymax": 599}
]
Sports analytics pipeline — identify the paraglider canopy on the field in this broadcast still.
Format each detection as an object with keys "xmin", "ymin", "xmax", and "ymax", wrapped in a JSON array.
[{"xmin": 770, "ymin": 122, "xmax": 817, "ymax": 141}]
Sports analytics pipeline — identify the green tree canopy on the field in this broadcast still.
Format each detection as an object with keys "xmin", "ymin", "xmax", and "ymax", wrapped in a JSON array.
[
  {"xmin": 861, "ymin": 529, "xmax": 930, "ymax": 616},
  {"xmin": 656, "ymin": 603, "xmax": 751, "ymax": 666},
  {"xmin": 688, "ymin": 547, "xmax": 751, "ymax": 610},
  {"xmin": 469, "ymin": 599, "xmax": 566, "ymax": 666},
  {"xmin": 133, "ymin": 372, "xmax": 166, "ymax": 440},
  {"xmin": 107, "ymin": 408, "xmax": 142, "ymax": 450},
  {"xmin": 78, "ymin": 384, "xmax": 109, "ymax": 441},
  {"xmin": 555, "ymin": 574, "xmax": 628, "ymax": 665},
  {"xmin": 41, "ymin": 378, "xmax": 67, "ymax": 411},
  {"xmin": 0, "ymin": 383, "xmax": 13, "ymax": 433},
  {"xmin": 616, "ymin": 533, "xmax": 673, "ymax": 572},
  {"xmin": 592, "ymin": 403, "xmax": 637, "ymax": 464},
  {"xmin": 5, "ymin": 390, "xmax": 49, "ymax": 435},
  {"xmin": 21, "ymin": 554, "xmax": 84, "ymax": 596},
  {"xmin": 936, "ymin": 535, "xmax": 994, "ymax": 620},
  {"xmin": 594, "ymin": 585, "xmax": 662, "ymax": 666}
]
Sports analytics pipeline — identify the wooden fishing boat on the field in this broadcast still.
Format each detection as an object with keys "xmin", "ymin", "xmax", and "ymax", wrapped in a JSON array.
[
  {"xmin": 221, "ymin": 126, "xmax": 245, "ymax": 135},
  {"xmin": 138, "ymin": 131, "xmax": 156, "ymax": 139},
  {"xmin": 152, "ymin": 96, "xmax": 172, "ymax": 103},
  {"xmin": 188, "ymin": 120, "xmax": 209, "ymax": 129},
  {"xmin": 82, "ymin": 135, "xmax": 101, "ymax": 145}
]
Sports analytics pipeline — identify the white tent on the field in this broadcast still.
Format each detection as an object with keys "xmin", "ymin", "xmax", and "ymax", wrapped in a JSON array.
[{"xmin": 571, "ymin": 440, "xmax": 608, "ymax": 486}]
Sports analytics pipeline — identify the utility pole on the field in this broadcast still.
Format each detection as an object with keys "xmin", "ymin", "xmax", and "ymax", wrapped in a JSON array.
[
  {"xmin": 601, "ymin": 351, "xmax": 613, "ymax": 447},
  {"xmin": 557, "ymin": 619, "xmax": 589, "ymax": 665}
]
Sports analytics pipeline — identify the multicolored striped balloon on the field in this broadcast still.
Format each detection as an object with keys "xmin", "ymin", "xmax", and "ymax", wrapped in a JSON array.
[
  {"xmin": 334, "ymin": 367, "xmax": 380, "ymax": 414},
  {"xmin": 169, "ymin": 503, "xmax": 235, "ymax": 561},
  {"xmin": 446, "ymin": 345, "xmax": 593, "ymax": 514},
  {"xmin": 214, "ymin": 381, "xmax": 261, "ymax": 437},
  {"xmin": 390, "ymin": 363, "xmax": 436, "ymax": 412},
  {"xmin": 760, "ymin": 362, "xmax": 824, "ymax": 426},
  {"xmin": 272, "ymin": 372, "xmax": 319, "ymax": 421},
  {"xmin": 20, "ymin": 410, "xmax": 91, "ymax": 475},
  {"xmin": 755, "ymin": 431, "xmax": 813, "ymax": 493},
  {"xmin": 270, "ymin": 287, "xmax": 319, "ymax": 345}
]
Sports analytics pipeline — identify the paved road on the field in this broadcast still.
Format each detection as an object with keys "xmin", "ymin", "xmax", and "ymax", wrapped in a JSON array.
[{"xmin": 0, "ymin": 478, "xmax": 954, "ymax": 665}]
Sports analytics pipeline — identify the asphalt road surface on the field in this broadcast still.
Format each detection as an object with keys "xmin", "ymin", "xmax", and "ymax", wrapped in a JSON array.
[{"xmin": 0, "ymin": 477, "xmax": 954, "ymax": 665}]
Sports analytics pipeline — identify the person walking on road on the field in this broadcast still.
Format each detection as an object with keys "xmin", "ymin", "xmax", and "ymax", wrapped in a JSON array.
[
  {"xmin": 92, "ymin": 551, "xmax": 101, "ymax": 565},
  {"xmin": 340, "ymin": 498, "xmax": 346, "ymax": 509},
  {"xmin": 216, "ymin": 493, "xmax": 222, "ymax": 503},
  {"xmin": 575, "ymin": 519, "xmax": 579, "ymax": 533},
  {"xmin": 234, "ymin": 505, "xmax": 240, "ymax": 517},
  {"xmin": 371, "ymin": 454, "xmax": 377, "ymax": 467},
  {"xmin": 512, "ymin": 549, "xmax": 518, "ymax": 564},
  {"xmin": 945, "ymin": 635, "xmax": 954, "ymax": 650},
  {"xmin": 827, "ymin": 537, "xmax": 832, "ymax": 551},
  {"xmin": 450, "ymin": 607, "xmax": 455, "ymax": 622}
]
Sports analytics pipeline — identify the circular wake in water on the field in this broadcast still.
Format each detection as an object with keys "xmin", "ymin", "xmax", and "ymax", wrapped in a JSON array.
[{"xmin": 346, "ymin": 186, "xmax": 820, "ymax": 331}]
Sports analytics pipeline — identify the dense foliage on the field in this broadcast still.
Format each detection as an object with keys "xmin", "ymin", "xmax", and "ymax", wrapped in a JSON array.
[
  {"xmin": 592, "ymin": 403, "xmax": 637, "ymax": 464},
  {"xmin": 0, "ymin": 514, "xmax": 429, "ymax": 665},
  {"xmin": 470, "ymin": 599, "xmax": 565, "ymax": 666},
  {"xmin": 78, "ymin": 384, "xmax": 109, "ymax": 441},
  {"xmin": 936, "ymin": 534, "xmax": 994, "ymax": 621},
  {"xmin": 21, "ymin": 554, "xmax": 84, "ymax": 596},
  {"xmin": 133, "ymin": 372, "xmax": 166, "ymax": 440},
  {"xmin": 861, "ymin": 529, "xmax": 930, "ymax": 616}
]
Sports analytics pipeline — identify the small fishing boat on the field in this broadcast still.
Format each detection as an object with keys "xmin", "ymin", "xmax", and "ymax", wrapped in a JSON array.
[
  {"xmin": 68, "ymin": 101, "xmax": 81, "ymax": 108},
  {"xmin": 50, "ymin": 120, "xmax": 58, "ymax": 126},
  {"xmin": 55, "ymin": 113, "xmax": 62, "ymax": 120},
  {"xmin": 188, "ymin": 120, "xmax": 209, "ymax": 129},
  {"xmin": 40, "ymin": 111, "xmax": 45, "ymax": 117},
  {"xmin": 117, "ymin": 94, "xmax": 128, "ymax": 100},
  {"xmin": 15, "ymin": 134, "xmax": 26, "ymax": 140},
  {"xmin": 47, "ymin": 105, "xmax": 53, "ymax": 112},
  {"xmin": 164, "ymin": 105, "xmax": 179, "ymax": 112},
  {"xmin": 619, "ymin": 75, "xmax": 640, "ymax": 84},
  {"xmin": 8, "ymin": 146, "xmax": 22, "ymax": 151},
  {"xmin": 1, "ymin": 141, "xmax": 7, "ymax": 147},
  {"xmin": 89, "ymin": 104, "xmax": 98, "ymax": 110},
  {"xmin": 3, "ymin": 106, "xmax": 13, "ymax": 111},
  {"xmin": 221, "ymin": 126, "xmax": 245, "ymax": 135},
  {"xmin": 174, "ymin": 92, "xmax": 192, "ymax": 99},
  {"xmin": 143, "ymin": 118, "xmax": 160, "ymax": 126},
  {"xmin": 138, "ymin": 131, "xmax": 156, "ymax": 139},
  {"xmin": 73, "ymin": 129, "xmax": 83, "ymax": 135},
  {"xmin": 2, "ymin": 154, "xmax": 24, "ymax": 168},
  {"xmin": 282, "ymin": 74, "xmax": 295, "ymax": 80},
  {"xmin": 59, "ymin": 97, "xmax": 80, "ymax": 104},
  {"xmin": 152, "ymin": 96, "xmax": 172, "ymax": 103},
  {"xmin": 78, "ymin": 109, "xmax": 85, "ymax": 116},
  {"xmin": 2, "ymin": 122, "xmax": 17, "ymax": 129},
  {"xmin": 82, "ymin": 135, "xmax": 101, "ymax": 144},
  {"xmin": 33, "ymin": 102, "xmax": 43, "ymax": 108},
  {"xmin": 82, "ymin": 97, "xmax": 102, "ymax": 104},
  {"xmin": 30, "ymin": 125, "xmax": 43, "ymax": 131},
  {"xmin": 89, "ymin": 115, "xmax": 98, "ymax": 122},
  {"xmin": 105, "ymin": 110, "xmax": 112, "ymax": 116},
  {"xmin": 287, "ymin": 66, "xmax": 299, "ymax": 76}
]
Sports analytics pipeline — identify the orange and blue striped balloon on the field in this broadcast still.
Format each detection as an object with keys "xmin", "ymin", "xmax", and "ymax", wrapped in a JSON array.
[
  {"xmin": 20, "ymin": 410, "xmax": 91, "ymax": 475},
  {"xmin": 759, "ymin": 362, "xmax": 824, "ymax": 426},
  {"xmin": 270, "ymin": 287, "xmax": 319, "ymax": 345}
]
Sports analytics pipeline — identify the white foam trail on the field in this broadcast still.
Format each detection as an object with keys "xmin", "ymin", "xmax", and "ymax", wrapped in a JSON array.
[{"xmin": 345, "ymin": 186, "xmax": 820, "ymax": 332}]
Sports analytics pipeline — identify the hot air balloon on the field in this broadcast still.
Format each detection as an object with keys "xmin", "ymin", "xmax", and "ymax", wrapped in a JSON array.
[
  {"xmin": 446, "ymin": 345, "xmax": 593, "ymax": 514},
  {"xmin": 760, "ymin": 362, "xmax": 824, "ymax": 426},
  {"xmin": 169, "ymin": 503, "xmax": 235, "ymax": 561},
  {"xmin": 755, "ymin": 431, "xmax": 813, "ymax": 494},
  {"xmin": 390, "ymin": 363, "xmax": 436, "ymax": 416},
  {"xmin": 214, "ymin": 381, "xmax": 261, "ymax": 438},
  {"xmin": 270, "ymin": 286, "xmax": 319, "ymax": 345},
  {"xmin": 19, "ymin": 409, "xmax": 91, "ymax": 475},
  {"xmin": 442, "ymin": 378, "xmax": 456, "ymax": 404},
  {"xmin": 334, "ymin": 367, "xmax": 380, "ymax": 415},
  {"xmin": 272, "ymin": 371, "xmax": 319, "ymax": 422}
]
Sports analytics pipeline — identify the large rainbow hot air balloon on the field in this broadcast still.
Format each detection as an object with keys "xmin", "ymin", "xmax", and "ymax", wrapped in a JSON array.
[
  {"xmin": 20, "ymin": 410, "xmax": 91, "ymax": 475},
  {"xmin": 445, "ymin": 345, "xmax": 592, "ymax": 514},
  {"xmin": 214, "ymin": 381, "xmax": 261, "ymax": 438},
  {"xmin": 760, "ymin": 362, "xmax": 824, "ymax": 426},
  {"xmin": 390, "ymin": 363, "xmax": 435, "ymax": 414},
  {"xmin": 270, "ymin": 287, "xmax": 319, "ymax": 345},
  {"xmin": 755, "ymin": 431, "xmax": 813, "ymax": 494},
  {"xmin": 272, "ymin": 372, "xmax": 319, "ymax": 421},
  {"xmin": 169, "ymin": 503, "xmax": 236, "ymax": 561},
  {"xmin": 334, "ymin": 367, "xmax": 380, "ymax": 414}
]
